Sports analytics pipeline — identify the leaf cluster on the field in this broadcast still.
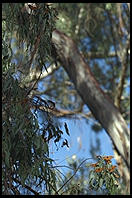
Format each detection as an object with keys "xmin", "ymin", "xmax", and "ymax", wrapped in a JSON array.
[
  {"xmin": 2, "ymin": 3, "xmax": 58, "ymax": 73},
  {"xmin": 2, "ymin": 68, "xmax": 70, "ymax": 194},
  {"xmin": 89, "ymin": 156, "xmax": 120, "ymax": 195}
]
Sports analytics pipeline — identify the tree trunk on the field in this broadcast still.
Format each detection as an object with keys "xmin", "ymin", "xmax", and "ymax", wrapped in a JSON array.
[{"xmin": 52, "ymin": 29, "xmax": 130, "ymax": 192}]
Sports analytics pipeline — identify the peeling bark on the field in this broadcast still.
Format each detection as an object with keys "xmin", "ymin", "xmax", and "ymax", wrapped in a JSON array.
[{"xmin": 52, "ymin": 29, "xmax": 130, "ymax": 190}]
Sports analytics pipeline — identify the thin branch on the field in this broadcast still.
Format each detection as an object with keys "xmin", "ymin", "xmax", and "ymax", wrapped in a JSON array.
[
  {"xmin": 56, "ymin": 158, "xmax": 92, "ymax": 194},
  {"xmin": 114, "ymin": 35, "xmax": 130, "ymax": 110},
  {"xmin": 34, "ymin": 104, "xmax": 92, "ymax": 119},
  {"xmin": 13, "ymin": 178, "xmax": 40, "ymax": 195},
  {"xmin": 26, "ymin": 68, "xmax": 43, "ymax": 96},
  {"xmin": 50, "ymin": 165, "xmax": 74, "ymax": 170},
  {"xmin": 75, "ymin": 7, "xmax": 84, "ymax": 35},
  {"xmin": 29, "ymin": 34, "xmax": 41, "ymax": 66},
  {"xmin": 127, "ymin": 3, "xmax": 130, "ymax": 11},
  {"xmin": 113, "ymin": 4, "xmax": 130, "ymax": 110},
  {"xmin": 107, "ymin": 10, "xmax": 121, "ymax": 68},
  {"xmin": 107, "ymin": 7, "xmax": 129, "ymax": 111},
  {"xmin": 83, "ymin": 51, "xmax": 118, "ymax": 59},
  {"xmin": 10, "ymin": 183, "xmax": 21, "ymax": 195},
  {"xmin": 28, "ymin": 22, "xmax": 45, "ymax": 68},
  {"xmin": 41, "ymin": 175, "xmax": 59, "ymax": 195},
  {"xmin": 117, "ymin": 3, "xmax": 124, "ymax": 37},
  {"xmin": 23, "ymin": 64, "xmax": 60, "ymax": 92}
]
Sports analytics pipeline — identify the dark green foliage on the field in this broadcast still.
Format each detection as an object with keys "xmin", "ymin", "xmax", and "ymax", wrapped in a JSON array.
[
  {"xmin": 2, "ymin": 3, "xmax": 67, "ymax": 195},
  {"xmin": 2, "ymin": 72, "xmax": 56, "ymax": 192}
]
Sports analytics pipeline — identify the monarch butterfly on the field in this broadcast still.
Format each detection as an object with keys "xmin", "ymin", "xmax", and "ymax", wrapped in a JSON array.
[
  {"xmin": 24, "ymin": 3, "xmax": 38, "ymax": 15},
  {"xmin": 108, "ymin": 165, "xmax": 117, "ymax": 173},
  {"xmin": 27, "ymin": 3, "xmax": 38, "ymax": 10},
  {"xmin": 95, "ymin": 168, "xmax": 104, "ymax": 173},
  {"xmin": 91, "ymin": 163, "xmax": 98, "ymax": 167},
  {"xmin": 103, "ymin": 156, "xmax": 113, "ymax": 161}
]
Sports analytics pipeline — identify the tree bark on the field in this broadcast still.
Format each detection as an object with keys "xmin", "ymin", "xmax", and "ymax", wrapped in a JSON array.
[{"xmin": 52, "ymin": 29, "xmax": 130, "ymax": 191}]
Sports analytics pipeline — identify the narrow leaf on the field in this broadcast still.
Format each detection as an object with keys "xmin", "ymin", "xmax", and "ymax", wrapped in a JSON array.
[{"xmin": 64, "ymin": 122, "xmax": 70, "ymax": 136}]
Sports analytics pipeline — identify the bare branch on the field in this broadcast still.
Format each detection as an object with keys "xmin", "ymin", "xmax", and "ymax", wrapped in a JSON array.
[
  {"xmin": 50, "ymin": 108, "xmax": 92, "ymax": 119},
  {"xmin": 31, "ymin": 100, "xmax": 92, "ymax": 119},
  {"xmin": 127, "ymin": 3, "xmax": 130, "ymax": 11},
  {"xmin": 114, "ymin": 34, "xmax": 130, "ymax": 110},
  {"xmin": 24, "ymin": 64, "xmax": 59, "ymax": 85},
  {"xmin": 57, "ymin": 158, "xmax": 92, "ymax": 194},
  {"xmin": 83, "ymin": 51, "xmax": 118, "ymax": 59},
  {"xmin": 13, "ymin": 178, "xmax": 40, "ymax": 195}
]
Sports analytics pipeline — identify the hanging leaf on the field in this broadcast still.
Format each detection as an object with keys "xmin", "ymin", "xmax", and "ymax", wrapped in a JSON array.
[
  {"xmin": 64, "ymin": 122, "xmax": 70, "ymax": 136},
  {"xmin": 61, "ymin": 139, "xmax": 69, "ymax": 148},
  {"xmin": 5, "ymin": 150, "xmax": 10, "ymax": 168}
]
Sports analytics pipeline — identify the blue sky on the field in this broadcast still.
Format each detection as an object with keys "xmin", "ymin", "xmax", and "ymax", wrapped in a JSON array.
[
  {"xmin": 48, "ymin": 117, "xmax": 116, "ymax": 167},
  {"xmin": 33, "ymin": 78, "xmax": 117, "ymax": 181},
  {"xmin": 36, "ymin": 78, "xmax": 115, "ymax": 161}
]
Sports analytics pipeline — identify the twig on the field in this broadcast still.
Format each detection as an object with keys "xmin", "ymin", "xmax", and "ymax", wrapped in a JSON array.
[
  {"xmin": 50, "ymin": 165, "xmax": 74, "ymax": 170},
  {"xmin": 13, "ymin": 178, "xmax": 40, "ymax": 195},
  {"xmin": 114, "ymin": 35, "xmax": 130, "ymax": 110},
  {"xmin": 29, "ymin": 33, "xmax": 41, "ymax": 67},
  {"xmin": 56, "ymin": 158, "xmax": 92, "ymax": 194},
  {"xmin": 26, "ymin": 68, "xmax": 43, "ymax": 96},
  {"xmin": 29, "ymin": 17, "xmax": 46, "ymax": 67},
  {"xmin": 41, "ymin": 175, "xmax": 59, "ymax": 195}
]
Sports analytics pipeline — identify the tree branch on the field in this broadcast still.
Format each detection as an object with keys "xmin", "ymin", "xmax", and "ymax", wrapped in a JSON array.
[
  {"xmin": 13, "ymin": 178, "xmax": 40, "ymax": 195},
  {"xmin": 24, "ymin": 64, "xmax": 59, "ymax": 88},
  {"xmin": 50, "ymin": 108, "xmax": 92, "ymax": 119},
  {"xmin": 31, "ymin": 100, "xmax": 92, "ymax": 119},
  {"xmin": 83, "ymin": 51, "xmax": 118, "ymax": 59},
  {"xmin": 57, "ymin": 158, "xmax": 91, "ymax": 194},
  {"xmin": 114, "ymin": 35, "xmax": 130, "ymax": 110},
  {"xmin": 114, "ymin": 4, "xmax": 130, "ymax": 110}
]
